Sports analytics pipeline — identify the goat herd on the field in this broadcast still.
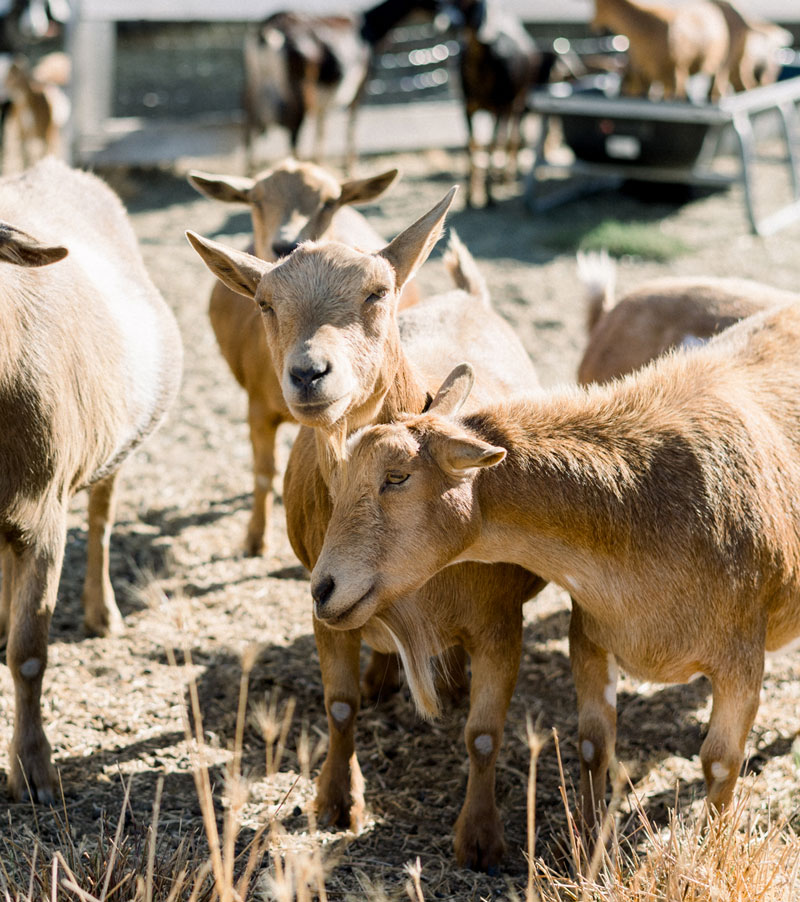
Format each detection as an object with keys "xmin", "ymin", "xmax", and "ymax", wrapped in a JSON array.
[
  {"xmin": 1, "ymin": 0, "xmax": 800, "ymax": 880},
  {"xmin": 242, "ymin": 0, "xmax": 792, "ymax": 207}
]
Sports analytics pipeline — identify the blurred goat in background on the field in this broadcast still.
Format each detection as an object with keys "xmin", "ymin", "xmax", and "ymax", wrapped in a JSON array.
[
  {"xmin": 447, "ymin": 0, "xmax": 556, "ymax": 207},
  {"xmin": 3, "ymin": 51, "xmax": 70, "ymax": 173},
  {"xmin": 242, "ymin": 0, "xmax": 440, "ymax": 171}
]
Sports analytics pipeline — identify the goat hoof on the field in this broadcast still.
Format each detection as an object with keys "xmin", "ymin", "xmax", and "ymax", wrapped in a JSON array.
[
  {"xmin": 9, "ymin": 753, "xmax": 56, "ymax": 805},
  {"xmin": 315, "ymin": 794, "xmax": 365, "ymax": 833},
  {"xmin": 244, "ymin": 531, "xmax": 265, "ymax": 557},
  {"xmin": 83, "ymin": 605, "xmax": 124, "ymax": 638},
  {"xmin": 455, "ymin": 813, "xmax": 505, "ymax": 871}
]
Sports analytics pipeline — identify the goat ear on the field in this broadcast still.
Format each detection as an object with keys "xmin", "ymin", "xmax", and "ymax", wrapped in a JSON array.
[
  {"xmin": 0, "ymin": 224, "xmax": 67, "ymax": 267},
  {"xmin": 379, "ymin": 186, "xmax": 457, "ymax": 289},
  {"xmin": 187, "ymin": 170, "xmax": 255, "ymax": 205},
  {"xmin": 338, "ymin": 169, "xmax": 399, "ymax": 207},
  {"xmin": 428, "ymin": 363, "xmax": 475, "ymax": 417},
  {"xmin": 430, "ymin": 433, "xmax": 506, "ymax": 477},
  {"xmin": 186, "ymin": 231, "xmax": 272, "ymax": 299}
]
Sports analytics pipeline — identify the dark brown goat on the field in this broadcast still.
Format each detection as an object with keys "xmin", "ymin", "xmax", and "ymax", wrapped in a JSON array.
[{"xmin": 449, "ymin": 0, "xmax": 555, "ymax": 206}]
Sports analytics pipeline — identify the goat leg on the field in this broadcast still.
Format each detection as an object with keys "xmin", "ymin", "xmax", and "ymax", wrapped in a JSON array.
[
  {"xmin": 7, "ymin": 511, "xmax": 66, "ymax": 804},
  {"xmin": 569, "ymin": 601, "xmax": 618, "ymax": 838},
  {"xmin": 313, "ymin": 620, "xmax": 366, "ymax": 831},
  {"xmin": 81, "ymin": 471, "xmax": 123, "ymax": 636},
  {"xmin": 0, "ymin": 548, "xmax": 13, "ymax": 646},
  {"xmin": 464, "ymin": 109, "xmax": 477, "ymax": 208},
  {"xmin": 701, "ymin": 651, "xmax": 764, "ymax": 812},
  {"xmin": 454, "ymin": 626, "xmax": 521, "ymax": 871},
  {"xmin": 245, "ymin": 405, "xmax": 281, "ymax": 557}
]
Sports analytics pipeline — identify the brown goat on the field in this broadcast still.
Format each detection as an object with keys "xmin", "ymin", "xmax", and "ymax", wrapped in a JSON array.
[
  {"xmin": 576, "ymin": 251, "xmax": 800, "ymax": 384},
  {"xmin": 312, "ymin": 301, "xmax": 800, "ymax": 832},
  {"xmin": 0, "ymin": 159, "xmax": 182, "ymax": 803},
  {"xmin": 186, "ymin": 191, "xmax": 545, "ymax": 870},
  {"xmin": 188, "ymin": 158, "xmax": 417, "ymax": 556},
  {"xmin": 592, "ymin": 0, "xmax": 730, "ymax": 100}
]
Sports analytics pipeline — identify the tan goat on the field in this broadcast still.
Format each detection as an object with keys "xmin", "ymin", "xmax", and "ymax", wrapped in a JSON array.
[
  {"xmin": 186, "ymin": 190, "xmax": 546, "ymax": 870},
  {"xmin": 592, "ymin": 0, "xmax": 730, "ymax": 100},
  {"xmin": 3, "ymin": 53, "xmax": 70, "ymax": 174},
  {"xmin": 711, "ymin": 1, "xmax": 792, "ymax": 92},
  {"xmin": 0, "ymin": 159, "xmax": 182, "ymax": 803},
  {"xmin": 576, "ymin": 250, "xmax": 800, "ymax": 384},
  {"xmin": 311, "ymin": 302, "xmax": 800, "ymax": 831},
  {"xmin": 187, "ymin": 158, "xmax": 418, "ymax": 556}
]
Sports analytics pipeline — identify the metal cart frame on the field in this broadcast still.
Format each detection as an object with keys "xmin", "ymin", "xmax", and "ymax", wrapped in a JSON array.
[{"xmin": 526, "ymin": 75, "xmax": 800, "ymax": 236}]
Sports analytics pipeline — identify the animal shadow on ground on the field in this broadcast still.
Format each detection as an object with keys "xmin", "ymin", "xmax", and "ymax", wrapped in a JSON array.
[
  {"xmin": 0, "ymin": 613, "xmax": 791, "ymax": 888},
  {"xmin": 157, "ymin": 613, "xmax": 786, "ymax": 875},
  {"xmin": 48, "ymin": 496, "xmax": 254, "ymax": 643}
]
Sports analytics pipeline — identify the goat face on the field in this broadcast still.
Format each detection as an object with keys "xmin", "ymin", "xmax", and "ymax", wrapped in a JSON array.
[
  {"xmin": 250, "ymin": 163, "xmax": 344, "ymax": 260},
  {"xmin": 186, "ymin": 188, "xmax": 455, "ymax": 427},
  {"xmin": 258, "ymin": 243, "xmax": 398, "ymax": 427},
  {"xmin": 188, "ymin": 160, "xmax": 399, "ymax": 262},
  {"xmin": 310, "ymin": 420, "xmax": 477, "ymax": 628}
]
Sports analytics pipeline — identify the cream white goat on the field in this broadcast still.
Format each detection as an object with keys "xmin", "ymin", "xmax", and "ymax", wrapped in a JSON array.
[
  {"xmin": 186, "ymin": 189, "xmax": 546, "ymax": 870},
  {"xmin": 0, "ymin": 159, "xmax": 182, "ymax": 804},
  {"xmin": 312, "ymin": 302, "xmax": 800, "ymax": 830}
]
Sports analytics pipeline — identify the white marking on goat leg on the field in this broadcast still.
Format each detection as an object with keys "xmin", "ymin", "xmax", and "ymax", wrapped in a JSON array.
[
  {"xmin": 581, "ymin": 739, "xmax": 595, "ymax": 763},
  {"xmin": 604, "ymin": 653, "xmax": 618, "ymax": 707},
  {"xmin": 473, "ymin": 733, "xmax": 494, "ymax": 756},
  {"xmin": 330, "ymin": 701, "xmax": 351, "ymax": 723},
  {"xmin": 19, "ymin": 657, "xmax": 41, "ymax": 679},
  {"xmin": 710, "ymin": 761, "xmax": 730, "ymax": 781}
]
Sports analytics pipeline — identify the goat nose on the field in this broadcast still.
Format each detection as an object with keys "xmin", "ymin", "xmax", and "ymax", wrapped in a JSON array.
[
  {"xmin": 272, "ymin": 239, "xmax": 297, "ymax": 258},
  {"xmin": 289, "ymin": 361, "xmax": 330, "ymax": 389},
  {"xmin": 312, "ymin": 574, "xmax": 335, "ymax": 609}
]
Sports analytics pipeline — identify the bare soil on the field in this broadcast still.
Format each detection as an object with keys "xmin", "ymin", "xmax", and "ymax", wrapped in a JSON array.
[{"xmin": 1, "ymin": 145, "xmax": 800, "ymax": 900}]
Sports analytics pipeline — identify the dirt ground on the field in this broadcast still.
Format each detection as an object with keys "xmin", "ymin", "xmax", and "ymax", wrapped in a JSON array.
[{"xmin": 1, "ymin": 142, "xmax": 800, "ymax": 900}]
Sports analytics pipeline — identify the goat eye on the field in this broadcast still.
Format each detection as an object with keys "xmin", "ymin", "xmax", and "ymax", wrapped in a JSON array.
[
  {"xmin": 384, "ymin": 472, "xmax": 409, "ymax": 487},
  {"xmin": 365, "ymin": 289, "xmax": 388, "ymax": 304},
  {"xmin": 258, "ymin": 300, "xmax": 274, "ymax": 315}
]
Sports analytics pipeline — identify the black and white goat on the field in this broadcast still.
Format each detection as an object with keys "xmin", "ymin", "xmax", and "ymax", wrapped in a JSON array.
[{"xmin": 242, "ymin": 0, "xmax": 440, "ymax": 171}]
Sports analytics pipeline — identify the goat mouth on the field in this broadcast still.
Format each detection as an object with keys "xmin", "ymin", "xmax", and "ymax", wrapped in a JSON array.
[
  {"xmin": 290, "ymin": 395, "xmax": 349, "ymax": 421},
  {"xmin": 319, "ymin": 585, "xmax": 376, "ymax": 628}
]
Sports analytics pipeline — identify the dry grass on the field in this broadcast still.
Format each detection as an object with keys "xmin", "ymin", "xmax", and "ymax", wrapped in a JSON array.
[{"xmin": 3, "ymin": 615, "xmax": 799, "ymax": 902}]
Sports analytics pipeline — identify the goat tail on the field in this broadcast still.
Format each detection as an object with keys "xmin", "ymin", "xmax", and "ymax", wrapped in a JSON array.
[
  {"xmin": 443, "ymin": 230, "xmax": 489, "ymax": 306},
  {"xmin": 576, "ymin": 248, "xmax": 616, "ymax": 333}
]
